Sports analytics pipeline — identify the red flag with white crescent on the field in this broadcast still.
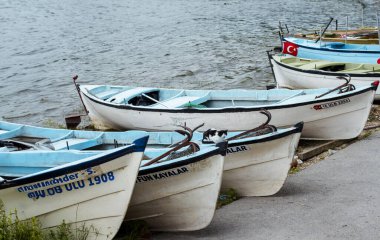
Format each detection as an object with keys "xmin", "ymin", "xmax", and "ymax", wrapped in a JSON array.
[{"xmin": 282, "ymin": 41, "xmax": 299, "ymax": 56}]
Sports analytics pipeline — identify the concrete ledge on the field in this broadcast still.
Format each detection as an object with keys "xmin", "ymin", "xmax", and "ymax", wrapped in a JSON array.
[{"xmin": 297, "ymin": 139, "xmax": 352, "ymax": 161}]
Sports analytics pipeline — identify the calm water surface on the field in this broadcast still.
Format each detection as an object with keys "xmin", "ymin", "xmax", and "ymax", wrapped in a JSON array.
[{"xmin": 0, "ymin": 0, "xmax": 378, "ymax": 125}]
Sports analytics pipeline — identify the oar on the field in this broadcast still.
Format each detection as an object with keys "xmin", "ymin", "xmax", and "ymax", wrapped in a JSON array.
[
  {"xmin": 315, "ymin": 17, "xmax": 334, "ymax": 43},
  {"xmin": 64, "ymin": 75, "xmax": 89, "ymax": 129}
]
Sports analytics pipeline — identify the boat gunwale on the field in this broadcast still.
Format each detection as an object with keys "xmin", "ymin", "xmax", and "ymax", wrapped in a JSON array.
[
  {"xmin": 284, "ymin": 37, "xmax": 380, "ymax": 54},
  {"xmin": 80, "ymin": 84, "xmax": 377, "ymax": 113},
  {"xmin": 0, "ymin": 136, "xmax": 148, "ymax": 190},
  {"xmin": 270, "ymin": 55, "xmax": 380, "ymax": 78},
  {"xmin": 139, "ymin": 145, "xmax": 223, "ymax": 175},
  {"xmin": 206, "ymin": 122, "xmax": 303, "ymax": 148}
]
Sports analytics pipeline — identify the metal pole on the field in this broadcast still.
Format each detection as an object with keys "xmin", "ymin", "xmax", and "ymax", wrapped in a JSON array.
[
  {"xmin": 336, "ymin": 19, "xmax": 338, "ymax": 30},
  {"xmin": 362, "ymin": 6, "xmax": 364, "ymax": 28},
  {"xmin": 345, "ymin": 16, "xmax": 348, "ymax": 44},
  {"xmin": 315, "ymin": 17, "xmax": 334, "ymax": 43}
]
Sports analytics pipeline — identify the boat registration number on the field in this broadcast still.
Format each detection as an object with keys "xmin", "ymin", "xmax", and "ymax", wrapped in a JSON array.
[
  {"xmin": 18, "ymin": 169, "xmax": 115, "ymax": 200},
  {"xmin": 313, "ymin": 98, "xmax": 350, "ymax": 110}
]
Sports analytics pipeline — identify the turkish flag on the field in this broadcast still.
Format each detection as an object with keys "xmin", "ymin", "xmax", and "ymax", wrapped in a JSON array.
[{"xmin": 282, "ymin": 41, "xmax": 299, "ymax": 56}]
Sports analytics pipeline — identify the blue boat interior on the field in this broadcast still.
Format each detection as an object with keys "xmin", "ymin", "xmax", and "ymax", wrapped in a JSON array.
[
  {"xmin": 0, "ymin": 121, "xmax": 297, "ymax": 179},
  {"xmin": 0, "ymin": 120, "xmax": 288, "ymax": 153},
  {"xmin": 0, "ymin": 151, "xmax": 97, "ymax": 178}
]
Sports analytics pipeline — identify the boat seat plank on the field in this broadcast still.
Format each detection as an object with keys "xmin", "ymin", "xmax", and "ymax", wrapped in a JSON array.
[
  {"xmin": 287, "ymin": 62, "xmax": 309, "ymax": 67},
  {"xmin": 298, "ymin": 61, "xmax": 345, "ymax": 70},
  {"xmin": 105, "ymin": 87, "xmax": 159, "ymax": 104},
  {"xmin": 151, "ymin": 94, "xmax": 210, "ymax": 108},
  {"xmin": 337, "ymin": 69, "xmax": 371, "ymax": 73},
  {"xmin": 0, "ymin": 127, "xmax": 23, "ymax": 140}
]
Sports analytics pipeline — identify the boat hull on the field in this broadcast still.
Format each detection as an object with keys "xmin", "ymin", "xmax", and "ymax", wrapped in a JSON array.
[
  {"xmin": 270, "ymin": 57, "xmax": 380, "ymax": 100},
  {"xmin": 223, "ymin": 126, "xmax": 301, "ymax": 196},
  {"xmin": 126, "ymin": 154, "xmax": 224, "ymax": 231},
  {"xmin": 80, "ymin": 87, "xmax": 376, "ymax": 140},
  {"xmin": 284, "ymin": 37, "xmax": 380, "ymax": 64},
  {"xmin": 0, "ymin": 150, "xmax": 143, "ymax": 240}
]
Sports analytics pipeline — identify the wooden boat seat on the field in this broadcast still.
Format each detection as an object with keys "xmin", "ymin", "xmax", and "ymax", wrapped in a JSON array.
[
  {"xmin": 298, "ymin": 61, "xmax": 344, "ymax": 70},
  {"xmin": 151, "ymin": 94, "xmax": 210, "ymax": 109},
  {"xmin": 287, "ymin": 62, "xmax": 308, "ymax": 67},
  {"xmin": 106, "ymin": 88, "xmax": 159, "ymax": 104},
  {"xmin": 337, "ymin": 69, "xmax": 370, "ymax": 73}
]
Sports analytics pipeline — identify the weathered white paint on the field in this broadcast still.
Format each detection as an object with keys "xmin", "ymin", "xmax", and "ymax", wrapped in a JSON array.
[
  {"xmin": 223, "ymin": 130, "xmax": 301, "ymax": 196},
  {"xmin": 271, "ymin": 57, "xmax": 380, "ymax": 100},
  {"xmin": 126, "ymin": 154, "xmax": 224, "ymax": 231},
  {"xmin": 0, "ymin": 151, "xmax": 143, "ymax": 240},
  {"xmin": 80, "ymin": 85, "xmax": 375, "ymax": 140}
]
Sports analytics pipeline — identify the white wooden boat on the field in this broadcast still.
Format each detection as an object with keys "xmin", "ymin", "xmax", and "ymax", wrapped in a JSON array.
[
  {"xmin": 127, "ymin": 143, "xmax": 226, "ymax": 231},
  {"xmin": 269, "ymin": 54, "xmax": 380, "ymax": 100},
  {"xmin": 78, "ymin": 83, "xmax": 377, "ymax": 140},
  {"xmin": 218, "ymin": 122, "xmax": 302, "ymax": 196},
  {"xmin": 0, "ymin": 137, "xmax": 148, "ymax": 240},
  {"xmin": 0, "ymin": 119, "xmax": 302, "ymax": 197},
  {"xmin": 0, "ymin": 121, "xmax": 227, "ymax": 231}
]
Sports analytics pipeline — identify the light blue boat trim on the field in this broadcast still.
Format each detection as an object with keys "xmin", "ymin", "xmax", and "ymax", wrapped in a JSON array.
[{"xmin": 284, "ymin": 37, "xmax": 380, "ymax": 64}]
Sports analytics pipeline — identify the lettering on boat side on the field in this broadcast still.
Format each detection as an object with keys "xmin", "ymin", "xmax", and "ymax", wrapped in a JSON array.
[
  {"xmin": 226, "ymin": 145, "xmax": 250, "ymax": 154},
  {"xmin": 136, "ymin": 167, "xmax": 189, "ymax": 183},
  {"xmin": 313, "ymin": 98, "xmax": 350, "ymax": 110},
  {"xmin": 18, "ymin": 170, "xmax": 115, "ymax": 200}
]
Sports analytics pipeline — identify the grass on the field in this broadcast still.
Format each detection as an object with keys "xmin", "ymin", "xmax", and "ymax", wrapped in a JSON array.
[
  {"xmin": 0, "ymin": 201, "xmax": 94, "ymax": 240},
  {"xmin": 288, "ymin": 166, "xmax": 300, "ymax": 174},
  {"xmin": 42, "ymin": 119, "xmax": 66, "ymax": 129},
  {"xmin": 42, "ymin": 118, "xmax": 98, "ymax": 131},
  {"xmin": 114, "ymin": 221, "xmax": 151, "ymax": 240},
  {"xmin": 217, "ymin": 188, "xmax": 238, "ymax": 209}
]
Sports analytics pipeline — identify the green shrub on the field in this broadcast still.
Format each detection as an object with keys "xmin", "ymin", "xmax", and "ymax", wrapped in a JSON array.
[
  {"xmin": 217, "ymin": 188, "xmax": 238, "ymax": 208},
  {"xmin": 0, "ymin": 201, "xmax": 93, "ymax": 240}
]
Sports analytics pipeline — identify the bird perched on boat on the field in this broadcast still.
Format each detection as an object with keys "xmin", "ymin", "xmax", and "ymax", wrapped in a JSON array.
[{"xmin": 202, "ymin": 129, "xmax": 228, "ymax": 144}]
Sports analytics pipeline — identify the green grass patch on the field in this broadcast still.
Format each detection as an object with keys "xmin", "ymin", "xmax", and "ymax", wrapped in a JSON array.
[
  {"xmin": 0, "ymin": 201, "xmax": 94, "ymax": 240},
  {"xmin": 42, "ymin": 119, "xmax": 66, "ymax": 129},
  {"xmin": 115, "ymin": 220, "xmax": 151, "ymax": 240},
  {"xmin": 289, "ymin": 166, "xmax": 300, "ymax": 174},
  {"xmin": 217, "ymin": 188, "xmax": 238, "ymax": 209}
]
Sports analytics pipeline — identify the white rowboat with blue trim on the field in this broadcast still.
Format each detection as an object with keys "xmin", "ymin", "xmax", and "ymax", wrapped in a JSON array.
[
  {"xmin": 0, "ymin": 137, "xmax": 148, "ymax": 240},
  {"xmin": 0, "ymin": 122, "xmax": 227, "ymax": 231},
  {"xmin": 78, "ymin": 83, "xmax": 377, "ymax": 140},
  {"xmin": 269, "ymin": 54, "xmax": 380, "ymax": 100}
]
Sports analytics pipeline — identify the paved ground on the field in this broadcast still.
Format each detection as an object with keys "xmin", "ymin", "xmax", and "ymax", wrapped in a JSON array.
[{"xmin": 154, "ymin": 132, "xmax": 380, "ymax": 240}]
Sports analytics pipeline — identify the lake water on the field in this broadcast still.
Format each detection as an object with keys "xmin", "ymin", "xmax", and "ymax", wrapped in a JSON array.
[{"xmin": 0, "ymin": 0, "xmax": 378, "ymax": 126}]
